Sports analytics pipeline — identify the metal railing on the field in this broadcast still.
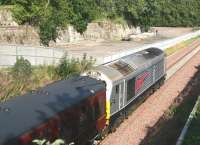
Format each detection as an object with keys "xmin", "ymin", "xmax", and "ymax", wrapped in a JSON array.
[{"xmin": 176, "ymin": 96, "xmax": 200, "ymax": 145}]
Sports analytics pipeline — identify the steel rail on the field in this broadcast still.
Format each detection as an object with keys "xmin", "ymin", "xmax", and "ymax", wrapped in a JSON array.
[
  {"xmin": 166, "ymin": 45, "xmax": 200, "ymax": 80},
  {"xmin": 97, "ymin": 40, "xmax": 200, "ymax": 145}
]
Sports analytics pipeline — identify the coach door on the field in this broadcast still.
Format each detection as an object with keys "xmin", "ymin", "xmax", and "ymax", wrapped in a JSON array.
[{"xmin": 119, "ymin": 82, "xmax": 125, "ymax": 109}]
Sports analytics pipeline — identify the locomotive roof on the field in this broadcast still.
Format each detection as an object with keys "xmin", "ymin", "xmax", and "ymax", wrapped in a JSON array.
[
  {"xmin": 86, "ymin": 47, "xmax": 165, "ymax": 83},
  {"xmin": 0, "ymin": 76, "xmax": 105, "ymax": 145},
  {"xmin": 121, "ymin": 47, "xmax": 164, "ymax": 69}
]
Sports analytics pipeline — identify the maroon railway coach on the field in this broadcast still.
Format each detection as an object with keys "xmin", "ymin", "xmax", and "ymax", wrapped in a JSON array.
[{"xmin": 0, "ymin": 76, "xmax": 106, "ymax": 145}]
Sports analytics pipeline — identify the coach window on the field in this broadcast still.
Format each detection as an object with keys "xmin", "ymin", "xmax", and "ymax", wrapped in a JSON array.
[
  {"xmin": 80, "ymin": 106, "xmax": 88, "ymax": 125},
  {"xmin": 87, "ymin": 105, "xmax": 95, "ymax": 121},
  {"xmin": 59, "ymin": 121, "xmax": 73, "ymax": 142},
  {"xmin": 95, "ymin": 102, "xmax": 100, "ymax": 119},
  {"xmin": 95, "ymin": 97, "xmax": 105, "ymax": 120}
]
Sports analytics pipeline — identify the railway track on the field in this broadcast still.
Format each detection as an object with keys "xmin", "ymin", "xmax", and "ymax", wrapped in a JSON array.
[
  {"xmin": 97, "ymin": 41, "xmax": 200, "ymax": 145},
  {"xmin": 166, "ymin": 40, "xmax": 200, "ymax": 70},
  {"xmin": 166, "ymin": 40, "xmax": 200, "ymax": 79}
]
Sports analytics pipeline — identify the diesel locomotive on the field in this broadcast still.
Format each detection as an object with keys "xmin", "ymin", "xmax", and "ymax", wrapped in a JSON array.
[{"xmin": 0, "ymin": 48, "xmax": 166, "ymax": 145}]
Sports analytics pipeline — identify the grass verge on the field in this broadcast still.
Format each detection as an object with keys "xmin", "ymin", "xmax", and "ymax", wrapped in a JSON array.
[{"xmin": 165, "ymin": 36, "xmax": 200, "ymax": 56}]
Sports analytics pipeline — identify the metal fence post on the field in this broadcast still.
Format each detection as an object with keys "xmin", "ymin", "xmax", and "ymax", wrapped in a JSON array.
[
  {"xmin": 35, "ymin": 46, "xmax": 37, "ymax": 65},
  {"xmin": 16, "ymin": 45, "xmax": 18, "ymax": 61},
  {"xmin": 53, "ymin": 47, "xmax": 55, "ymax": 65}
]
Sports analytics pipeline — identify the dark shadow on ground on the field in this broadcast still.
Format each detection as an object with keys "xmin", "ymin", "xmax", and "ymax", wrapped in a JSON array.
[{"xmin": 140, "ymin": 65, "xmax": 200, "ymax": 145}]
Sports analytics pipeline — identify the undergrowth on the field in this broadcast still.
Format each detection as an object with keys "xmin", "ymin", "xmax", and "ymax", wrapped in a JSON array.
[
  {"xmin": 0, "ymin": 54, "xmax": 95, "ymax": 102},
  {"xmin": 182, "ymin": 97, "xmax": 200, "ymax": 145}
]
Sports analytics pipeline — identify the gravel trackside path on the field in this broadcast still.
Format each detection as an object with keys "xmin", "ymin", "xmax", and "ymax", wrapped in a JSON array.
[{"xmin": 100, "ymin": 47, "xmax": 200, "ymax": 145}]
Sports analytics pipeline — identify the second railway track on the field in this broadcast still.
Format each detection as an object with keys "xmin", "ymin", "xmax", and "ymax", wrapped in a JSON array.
[
  {"xmin": 99, "ymin": 41, "xmax": 200, "ymax": 145},
  {"xmin": 166, "ymin": 41, "xmax": 200, "ymax": 79}
]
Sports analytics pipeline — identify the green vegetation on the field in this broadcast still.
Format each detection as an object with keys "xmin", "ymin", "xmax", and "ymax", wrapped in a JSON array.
[
  {"xmin": 182, "ymin": 97, "xmax": 200, "ymax": 145},
  {"xmin": 33, "ymin": 139, "xmax": 65, "ymax": 145},
  {"xmin": 56, "ymin": 53, "xmax": 95, "ymax": 79},
  {"xmin": 152, "ymin": 0, "xmax": 200, "ymax": 27},
  {"xmin": 11, "ymin": 57, "xmax": 32, "ymax": 84},
  {"xmin": 0, "ymin": 0, "xmax": 14, "ymax": 5},
  {"xmin": 2, "ymin": 0, "xmax": 200, "ymax": 46},
  {"xmin": 165, "ymin": 36, "xmax": 200, "ymax": 56},
  {"xmin": 10, "ymin": 0, "xmax": 101, "ymax": 46},
  {"xmin": 0, "ymin": 55, "xmax": 95, "ymax": 102}
]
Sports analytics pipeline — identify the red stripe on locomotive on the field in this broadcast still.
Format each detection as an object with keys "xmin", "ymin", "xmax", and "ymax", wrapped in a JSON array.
[{"xmin": 135, "ymin": 71, "xmax": 151, "ymax": 92}]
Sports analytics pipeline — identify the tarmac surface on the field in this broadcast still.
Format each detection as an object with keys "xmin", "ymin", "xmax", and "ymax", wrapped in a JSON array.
[{"xmin": 57, "ymin": 27, "xmax": 194, "ymax": 64}]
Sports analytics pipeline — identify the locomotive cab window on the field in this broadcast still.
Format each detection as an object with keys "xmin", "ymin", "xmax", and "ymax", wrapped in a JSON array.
[
  {"xmin": 111, "ymin": 85, "xmax": 119, "ymax": 104},
  {"xmin": 116, "ymin": 85, "xmax": 119, "ymax": 94},
  {"xmin": 127, "ymin": 78, "xmax": 135, "ymax": 101}
]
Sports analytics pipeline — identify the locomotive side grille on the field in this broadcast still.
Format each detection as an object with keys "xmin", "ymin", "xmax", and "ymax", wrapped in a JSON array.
[
  {"xmin": 154, "ymin": 59, "xmax": 165, "ymax": 81},
  {"xmin": 109, "ymin": 60, "xmax": 134, "ymax": 76}
]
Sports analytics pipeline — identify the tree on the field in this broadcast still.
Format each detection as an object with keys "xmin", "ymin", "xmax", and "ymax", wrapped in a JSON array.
[
  {"xmin": 13, "ymin": 0, "xmax": 72, "ymax": 46},
  {"xmin": 11, "ymin": 0, "xmax": 200, "ymax": 46},
  {"xmin": 39, "ymin": 0, "xmax": 72, "ymax": 46},
  {"xmin": 0, "ymin": 0, "xmax": 14, "ymax": 5},
  {"xmin": 68, "ymin": 0, "xmax": 100, "ymax": 33},
  {"xmin": 139, "ymin": 0, "xmax": 157, "ymax": 32}
]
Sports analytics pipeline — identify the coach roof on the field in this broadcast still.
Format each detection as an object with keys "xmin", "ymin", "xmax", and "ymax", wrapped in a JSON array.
[{"xmin": 0, "ymin": 76, "xmax": 105, "ymax": 145}]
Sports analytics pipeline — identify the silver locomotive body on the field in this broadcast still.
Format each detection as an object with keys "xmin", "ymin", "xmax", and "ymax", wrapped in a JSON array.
[{"xmin": 84, "ymin": 47, "xmax": 166, "ymax": 123}]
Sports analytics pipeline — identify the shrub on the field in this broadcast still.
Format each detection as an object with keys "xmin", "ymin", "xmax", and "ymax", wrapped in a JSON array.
[
  {"xmin": 33, "ymin": 139, "xmax": 65, "ymax": 145},
  {"xmin": 31, "ymin": 65, "xmax": 56, "ymax": 88},
  {"xmin": 11, "ymin": 57, "xmax": 32, "ymax": 84},
  {"xmin": 0, "ymin": 55, "xmax": 95, "ymax": 102},
  {"xmin": 56, "ymin": 53, "xmax": 95, "ymax": 79},
  {"xmin": 55, "ymin": 55, "xmax": 79, "ymax": 79},
  {"xmin": 78, "ymin": 53, "xmax": 96, "ymax": 73}
]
